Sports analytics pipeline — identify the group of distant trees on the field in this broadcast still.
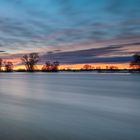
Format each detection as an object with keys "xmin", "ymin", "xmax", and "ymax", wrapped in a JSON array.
[
  {"xmin": 0, "ymin": 53, "xmax": 140, "ymax": 72},
  {"xmin": 42, "ymin": 61, "xmax": 59, "ymax": 72},
  {"xmin": 0, "ymin": 53, "xmax": 59, "ymax": 72},
  {"xmin": 81, "ymin": 64, "xmax": 119, "ymax": 71},
  {"xmin": 82, "ymin": 64, "xmax": 93, "ymax": 70},
  {"xmin": 81, "ymin": 54, "xmax": 140, "ymax": 72},
  {"xmin": 0, "ymin": 58, "xmax": 13, "ymax": 72}
]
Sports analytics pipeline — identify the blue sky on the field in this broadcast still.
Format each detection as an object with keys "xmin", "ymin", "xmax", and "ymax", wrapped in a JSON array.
[{"xmin": 0, "ymin": 0, "xmax": 140, "ymax": 64}]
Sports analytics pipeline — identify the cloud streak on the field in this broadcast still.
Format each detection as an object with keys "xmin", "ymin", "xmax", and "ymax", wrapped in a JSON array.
[
  {"xmin": 0, "ymin": 0, "xmax": 139, "ymax": 64},
  {"xmin": 41, "ymin": 42, "xmax": 140, "ymax": 64}
]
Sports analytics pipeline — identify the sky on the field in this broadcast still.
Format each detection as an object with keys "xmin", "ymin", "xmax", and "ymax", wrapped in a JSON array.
[{"xmin": 0, "ymin": 0, "xmax": 140, "ymax": 66}]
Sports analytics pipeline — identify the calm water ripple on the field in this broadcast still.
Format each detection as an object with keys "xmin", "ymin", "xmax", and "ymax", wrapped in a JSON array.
[{"xmin": 0, "ymin": 73, "xmax": 140, "ymax": 140}]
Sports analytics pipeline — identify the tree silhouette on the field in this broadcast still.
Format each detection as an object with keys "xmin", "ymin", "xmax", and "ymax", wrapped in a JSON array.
[
  {"xmin": 0, "ymin": 58, "xmax": 2, "ymax": 71},
  {"xmin": 82, "ymin": 64, "xmax": 93, "ymax": 70},
  {"xmin": 130, "ymin": 54, "xmax": 140, "ymax": 71},
  {"xmin": 42, "ymin": 61, "xmax": 59, "ymax": 72},
  {"xmin": 109, "ymin": 66, "xmax": 118, "ymax": 70},
  {"xmin": 52, "ymin": 61, "xmax": 59, "ymax": 71},
  {"xmin": 42, "ymin": 61, "xmax": 52, "ymax": 71},
  {"xmin": 21, "ymin": 53, "xmax": 39, "ymax": 72},
  {"xmin": 4, "ymin": 61, "xmax": 13, "ymax": 72}
]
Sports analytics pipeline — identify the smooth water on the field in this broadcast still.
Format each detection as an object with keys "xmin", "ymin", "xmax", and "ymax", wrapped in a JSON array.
[{"xmin": 0, "ymin": 72, "xmax": 140, "ymax": 140}]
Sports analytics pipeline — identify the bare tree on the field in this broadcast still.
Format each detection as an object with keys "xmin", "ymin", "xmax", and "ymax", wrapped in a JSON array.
[
  {"xmin": 42, "ymin": 61, "xmax": 52, "ymax": 71},
  {"xmin": 130, "ymin": 54, "xmax": 140, "ymax": 71},
  {"xmin": 0, "ymin": 58, "xmax": 2, "ymax": 72},
  {"xmin": 82, "ymin": 64, "xmax": 93, "ymax": 70},
  {"xmin": 42, "ymin": 61, "xmax": 59, "ymax": 72},
  {"xmin": 21, "ymin": 53, "xmax": 39, "ymax": 71},
  {"xmin": 4, "ymin": 61, "xmax": 13, "ymax": 72},
  {"xmin": 52, "ymin": 61, "xmax": 59, "ymax": 71}
]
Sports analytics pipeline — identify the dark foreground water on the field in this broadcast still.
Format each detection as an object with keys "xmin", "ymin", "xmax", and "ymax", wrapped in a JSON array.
[{"xmin": 0, "ymin": 72, "xmax": 140, "ymax": 140}]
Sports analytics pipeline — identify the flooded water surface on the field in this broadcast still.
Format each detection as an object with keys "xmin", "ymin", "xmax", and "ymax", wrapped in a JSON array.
[{"xmin": 0, "ymin": 73, "xmax": 140, "ymax": 140}]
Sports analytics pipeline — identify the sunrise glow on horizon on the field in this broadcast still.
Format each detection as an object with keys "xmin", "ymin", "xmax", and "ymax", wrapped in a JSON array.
[
  {"xmin": 12, "ymin": 63, "xmax": 129, "ymax": 71},
  {"xmin": 0, "ymin": 0, "xmax": 139, "ymax": 66},
  {"xmin": 0, "ymin": 1, "xmax": 140, "ymax": 140}
]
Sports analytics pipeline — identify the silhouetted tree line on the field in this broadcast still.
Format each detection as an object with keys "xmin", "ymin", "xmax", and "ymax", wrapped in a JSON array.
[
  {"xmin": 80, "ymin": 53, "xmax": 140, "ymax": 73},
  {"xmin": 0, "ymin": 53, "xmax": 59, "ymax": 72},
  {"xmin": 81, "ymin": 64, "xmax": 93, "ymax": 71},
  {"xmin": 21, "ymin": 53, "xmax": 60, "ymax": 72},
  {"xmin": 0, "ymin": 53, "xmax": 140, "ymax": 72}
]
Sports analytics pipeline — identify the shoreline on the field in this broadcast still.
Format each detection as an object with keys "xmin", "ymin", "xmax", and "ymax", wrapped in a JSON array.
[{"xmin": 0, "ymin": 70, "xmax": 140, "ymax": 74}]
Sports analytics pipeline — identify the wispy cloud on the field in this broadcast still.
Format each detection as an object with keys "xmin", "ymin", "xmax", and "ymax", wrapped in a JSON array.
[
  {"xmin": 0, "ymin": 0, "xmax": 139, "ymax": 64},
  {"xmin": 41, "ymin": 42, "xmax": 140, "ymax": 64}
]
